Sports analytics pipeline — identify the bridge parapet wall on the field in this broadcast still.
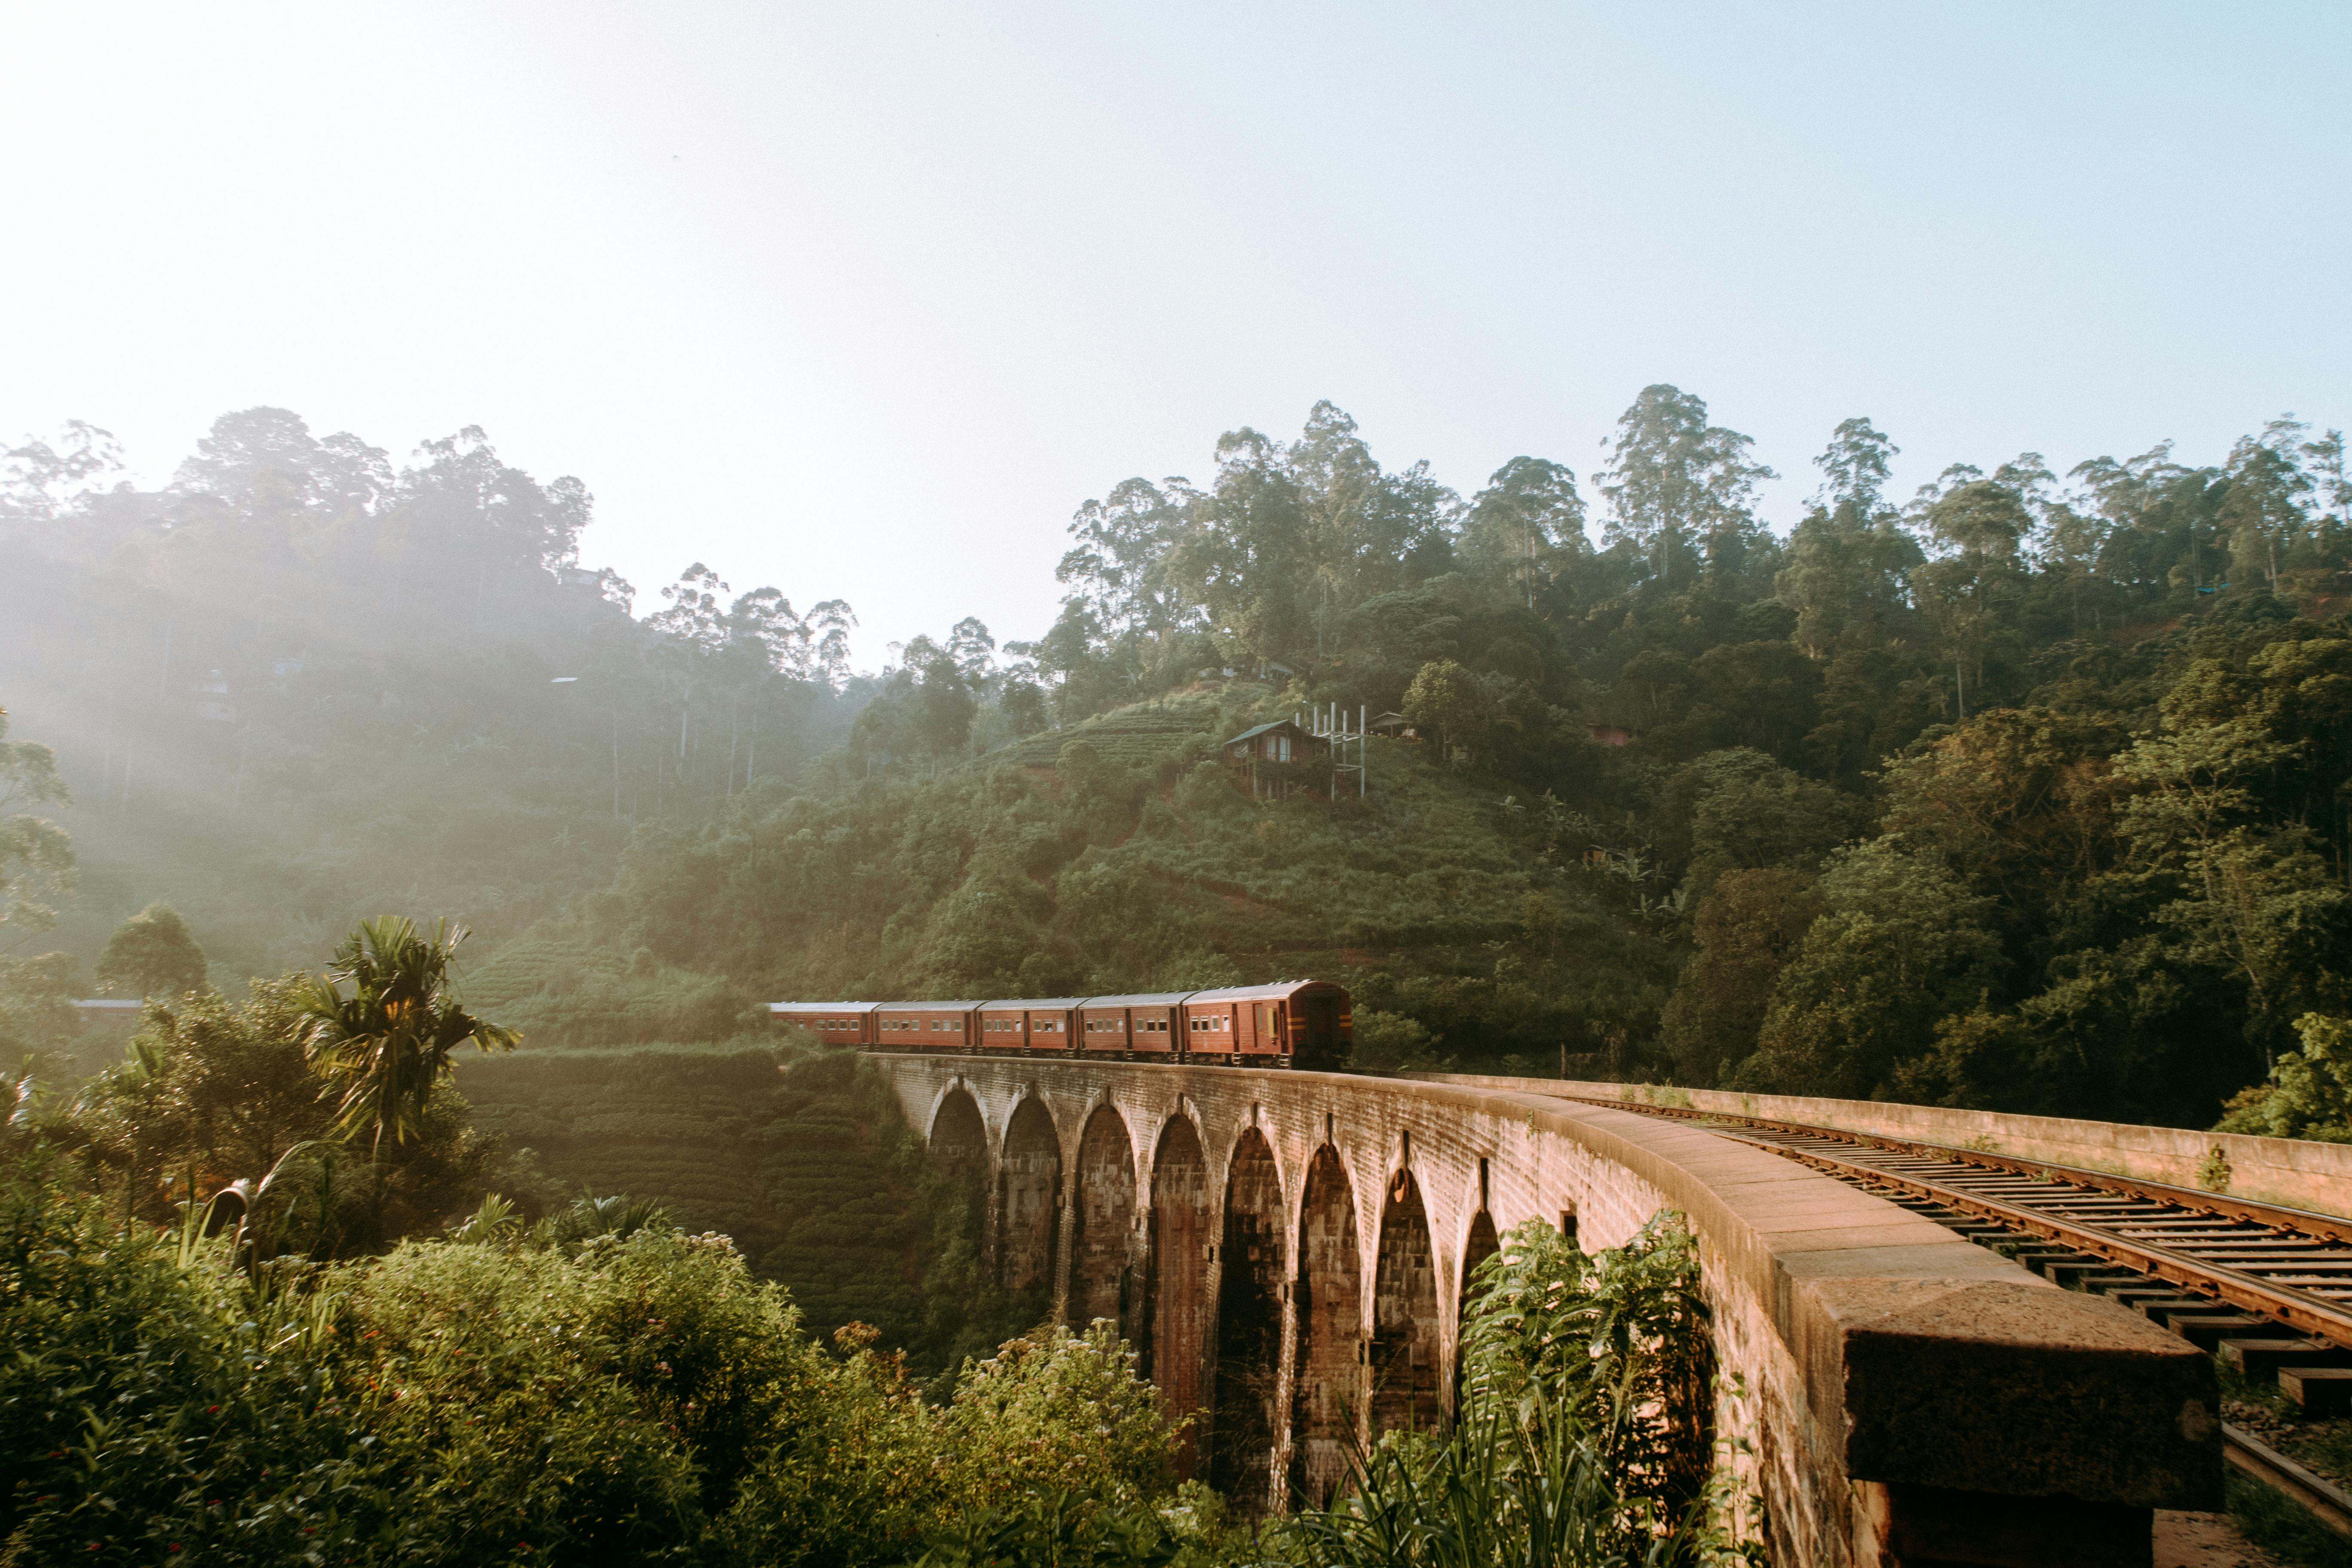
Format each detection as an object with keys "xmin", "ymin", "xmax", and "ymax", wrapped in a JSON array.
[
  {"xmin": 872, "ymin": 1054, "xmax": 2217, "ymax": 1568},
  {"xmin": 1418, "ymin": 1073, "xmax": 2352, "ymax": 1221}
]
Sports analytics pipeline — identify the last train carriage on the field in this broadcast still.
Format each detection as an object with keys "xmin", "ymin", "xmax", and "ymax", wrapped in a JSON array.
[{"xmin": 767, "ymin": 979, "xmax": 1351, "ymax": 1070}]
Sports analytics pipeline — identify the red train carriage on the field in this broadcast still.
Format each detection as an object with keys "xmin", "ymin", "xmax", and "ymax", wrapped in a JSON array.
[
  {"xmin": 772, "ymin": 980, "xmax": 1351, "ymax": 1069},
  {"xmin": 1076, "ymin": 992, "xmax": 1190, "ymax": 1057},
  {"xmin": 874, "ymin": 999, "xmax": 984, "ymax": 1053},
  {"xmin": 975, "ymin": 997, "xmax": 1085, "ymax": 1055},
  {"xmin": 766, "ymin": 1001, "xmax": 878, "ymax": 1047},
  {"xmin": 1182, "ymin": 980, "xmax": 1352, "ymax": 1068}
]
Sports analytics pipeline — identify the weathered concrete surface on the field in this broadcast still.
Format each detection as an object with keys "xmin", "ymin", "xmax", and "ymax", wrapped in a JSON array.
[
  {"xmin": 1418, "ymin": 1072, "xmax": 2352, "ymax": 1221},
  {"xmin": 874, "ymin": 1055, "xmax": 2220, "ymax": 1567}
]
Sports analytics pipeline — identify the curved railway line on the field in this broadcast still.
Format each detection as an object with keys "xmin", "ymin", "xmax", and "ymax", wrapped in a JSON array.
[{"xmin": 1544, "ymin": 1090, "xmax": 2352, "ymax": 1538}]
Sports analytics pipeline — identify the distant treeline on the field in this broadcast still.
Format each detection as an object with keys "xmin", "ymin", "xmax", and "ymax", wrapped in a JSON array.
[
  {"xmin": 0, "ymin": 409, "xmax": 875, "ymax": 974},
  {"xmin": 588, "ymin": 392, "xmax": 2352, "ymax": 1130},
  {"xmin": 9, "ymin": 388, "xmax": 2352, "ymax": 1132}
]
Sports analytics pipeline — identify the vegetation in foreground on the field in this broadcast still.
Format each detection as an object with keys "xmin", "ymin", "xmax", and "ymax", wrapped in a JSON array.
[{"xmin": 2, "ymin": 1087, "xmax": 1751, "ymax": 1568}]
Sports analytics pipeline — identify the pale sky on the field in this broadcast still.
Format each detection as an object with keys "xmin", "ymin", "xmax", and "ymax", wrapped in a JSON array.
[{"xmin": 3, "ymin": 3, "xmax": 2346, "ymax": 665}]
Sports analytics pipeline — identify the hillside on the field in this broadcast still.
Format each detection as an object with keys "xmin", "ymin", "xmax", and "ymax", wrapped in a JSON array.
[
  {"xmin": 0, "ymin": 409, "xmax": 863, "ymax": 980},
  {"xmin": 493, "ymin": 686, "xmax": 1673, "ymax": 1073},
  {"xmin": 453, "ymin": 1044, "xmax": 1027, "ymax": 1378}
]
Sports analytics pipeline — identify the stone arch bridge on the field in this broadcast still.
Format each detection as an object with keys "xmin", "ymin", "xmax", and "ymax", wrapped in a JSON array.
[{"xmin": 877, "ymin": 1054, "xmax": 2217, "ymax": 1568}]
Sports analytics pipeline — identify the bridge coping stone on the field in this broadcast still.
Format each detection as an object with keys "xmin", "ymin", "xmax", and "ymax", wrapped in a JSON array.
[
  {"xmin": 876, "ymin": 1056, "xmax": 2219, "ymax": 1566},
  {"xmin": 1418, "ymin": 1071, "xmax": 2352, "ymax": 1221}
]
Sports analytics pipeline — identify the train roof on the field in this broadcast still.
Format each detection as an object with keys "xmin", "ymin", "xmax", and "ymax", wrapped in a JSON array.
[
  {"xmin": 768, "ymin": 981, "xmax": 1347, "ymax": 1013},
  {"xmin": 1184, "ymin": 980, "xmax": 1345, "ymax": 1002}
]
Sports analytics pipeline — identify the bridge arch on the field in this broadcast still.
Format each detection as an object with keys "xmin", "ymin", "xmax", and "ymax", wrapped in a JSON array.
[
  {"xmin": 1459, "ymin": 1205, "xmax": 1500, "ymax": 1309},
  {"xmin": 1290, "ymin": 1142, "xmax": 1363, "ymax": 1507},
  {"xmin": 1146, "ymin": 1112, "xmax": 1213, "ymax": 1473},
  {"xmin": 875, "ymin": 1055, "xmax": 2221, "ymax": 1564},
  {"xmin": 1068, "ymin": 1101, "xmax": 1137, "ymax": 1334},
  {"xmin": 999, "ymin": 1095, "xmax": 1063, "ymax": 1297},
  {"xmin": 928, "ymin": 1084, "xmax": 988, "ymax": 1175},
  {"xmin": 1210, "ymin": 1124, "xmax": 1286, "ymax": 1513},
  {"xmin": 1372, "ymin": 1164, "xmax": 1441, "ymax": 1437}
]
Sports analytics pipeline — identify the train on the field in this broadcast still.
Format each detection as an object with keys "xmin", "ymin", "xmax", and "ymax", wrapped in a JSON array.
[{"xmin": 769, "ymin": 978, "xmax": 1351, "ymax": 1069}]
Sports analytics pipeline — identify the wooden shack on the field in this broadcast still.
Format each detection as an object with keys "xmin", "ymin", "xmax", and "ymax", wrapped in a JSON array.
[{"xmin": 1219, "ymin": 717, "xmax": 1327, "ymax": 799}]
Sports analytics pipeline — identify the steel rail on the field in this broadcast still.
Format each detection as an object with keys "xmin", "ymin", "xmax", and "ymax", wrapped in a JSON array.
[
  {"xmin": 1535, "ymin": 1090, "xmax": 2352, "ymax": 1538},
  {"xmin": 2225, "ymin": 1426, "xmax": 2352, "ymax": 1539},
  {"xmin": 1541, "ymin": 1092, "xmax": 2352, "ymax": 1350},
  {"xmin": 1547, "ymin": 1092, "xmax": 2352, "ymax": 1247},
  {"xmin": 1712, "ymin": 1125, "xmax": 2352, "ymax": 1352}
]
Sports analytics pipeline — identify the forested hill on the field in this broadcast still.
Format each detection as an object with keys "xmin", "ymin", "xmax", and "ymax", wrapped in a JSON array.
[
  {"xmin": 10, "ymin": 390, "xmax": 2352, "ymax": 1133},
  {"xmin": 551, "ymin": 394, "xmax": 2352, "ymax": 1132},
  {"xmin": 0, "ymin": 410, "xmax": 867, "ymax": 976}
]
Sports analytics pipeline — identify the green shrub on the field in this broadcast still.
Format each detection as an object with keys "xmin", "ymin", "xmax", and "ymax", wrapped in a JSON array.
[
  {"xmin": 0, "ymin": 1158, "xmax": 380, "ymax": 1566},
  {"xmin": 1275, "ymin": 1212, "xmax": 1760, "ymax": 1568}
]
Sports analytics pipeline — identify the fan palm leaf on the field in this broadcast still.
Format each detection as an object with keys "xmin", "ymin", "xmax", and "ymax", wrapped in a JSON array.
[{"xmin": 296, "ymin": 916, "xmax": 518, "ymax": 1161}]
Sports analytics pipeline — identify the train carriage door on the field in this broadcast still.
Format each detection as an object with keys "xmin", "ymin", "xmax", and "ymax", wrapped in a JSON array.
[{"xmin": 1296, "ymin": 993, "xmax": 1341, "ymax": 1069}]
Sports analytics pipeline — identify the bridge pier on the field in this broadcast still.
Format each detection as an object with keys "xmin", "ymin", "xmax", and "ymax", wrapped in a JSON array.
[{"xmin": 882, "ymin": 1057, "xmax": 2218, "ymax": 1566}]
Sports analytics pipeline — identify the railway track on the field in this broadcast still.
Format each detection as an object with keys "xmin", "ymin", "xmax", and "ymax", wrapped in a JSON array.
[{"xmin": 1547, "ymin": 1091, "xmax": 2352, "ymax": 1537}]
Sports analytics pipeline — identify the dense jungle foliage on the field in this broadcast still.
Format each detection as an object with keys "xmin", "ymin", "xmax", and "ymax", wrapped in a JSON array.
[
  {"xmin": 561, "ymin": 393, "xmax": 2352, "ymax": 1132},
  {"xmin": 3, "ymin": 1089, "xmax": 1752, "ymax": 1568},
  {"xmin": 9, "ymin": 385, "xmax": 2352, "ymax": 1136}
]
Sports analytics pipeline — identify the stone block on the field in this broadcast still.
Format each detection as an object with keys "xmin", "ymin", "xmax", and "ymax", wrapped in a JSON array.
[
  {"xmin": 1855, "ymin": 1481, "xmax": 2152, "ymax": 1568},
  {"xmin": 1827, "ymin": 1278, "xmax": 2220, "ymax": 1511}
]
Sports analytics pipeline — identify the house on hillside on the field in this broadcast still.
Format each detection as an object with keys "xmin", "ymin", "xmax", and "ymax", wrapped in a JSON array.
[
  {"xmin": 1219, "ymin": 717, "xmax": 1327, "ymax": 799},
  {"xmin": 1369, "ymin": 710, "xmax": 1417, "ymax": 739}
]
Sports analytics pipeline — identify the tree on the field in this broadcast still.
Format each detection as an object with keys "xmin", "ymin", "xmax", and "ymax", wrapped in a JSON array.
[
  {"xmin": 1660, "ymin": 868, "xmax": 1825, "ymax": 1087},
  {"xmin": 0, "ymin": 706, "xmax": 71, "ymax": 941},
  {"xmin": 297, "ymin": 917, "xmax": 518, "ymax": 1161},
  {"xmin": 1778, "ymin": 417, "xmax": 1925, "ymax": 659},
  {"xmin": 169, "ymin": 405, "xmax": 391, "ymax": 518},
  {"xmin": 1403, "ymin": 659, "xmax": 1493, "ymax": 756},
  {"xmin": 1596, "ymin": 385, "xmax": 1775, "ymax": 593},
  {"xmin": 1740, "ymin": 838, "xmax": 2005, "ymax": 1098},
  {"xmin": 2219, "ymin": 416, "xmax": 2313, "ymax": 594},
  {"xmin": 649, "ymin": 562, "xmax": 732, "ymax": 654},
  {"xmin": 1460, "ymin": 456, "xmax": 1588, "ymax": 607},
  {"xmin": 1672, "ymin": 750, "xmax": 1862, "ymax": 896},
  {"xmin": 1057, "ymin": 476, "xmax": 1201, "ymax": 640},
  {"xmin": 2215, "ymin": 1013, "xmax": 2352, "ymax": 1142},
  {"xmin": 1911, "ymin": 478, "xmax": 2034, "ymax": 717},
  {"xmin": 1814, "ymin": 416, "xmax": 1898, "ymax": 515},
  {"xmin": 93, "ymin": 902, "xmax": 208, "ymax": 998},
  {"xmin": 728, "ymin": 585, "xmax": 858, "ymax": 688},
  {"xmin": 72, "ymin": 978, "xmax": 327, "ymax": 1197},
  {"xmin": 2110, "ymin": 704, "xmax": 2349, "ymax": 1074},
  {"xmin": 1, "ymin": 419, "xmax": 120, "ymax": 521}
]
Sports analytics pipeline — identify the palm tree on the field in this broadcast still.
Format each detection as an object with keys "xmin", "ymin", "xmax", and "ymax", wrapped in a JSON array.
[{"xmin": 296, "ymin": 916, "xmax": 518, "ymax": 1166}]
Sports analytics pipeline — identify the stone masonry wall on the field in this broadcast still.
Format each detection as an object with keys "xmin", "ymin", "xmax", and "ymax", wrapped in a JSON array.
[
  {"xmin": 1421, "ymin": 1073, "xmax": 2352, "ymax": 1219},
  {"xmin": 874, "ymin": 1056, "xmax": 2219, "ymax": 1568}
]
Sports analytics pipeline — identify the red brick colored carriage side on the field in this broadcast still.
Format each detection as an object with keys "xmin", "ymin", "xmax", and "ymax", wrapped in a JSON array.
[
  {"xmin": 772, "ymin": 981, "xmax": 1352, "ymax": 1069},
  {"xmin": 765, "ymin": 1001, "xmax": 879, "ymax": 1047},
  {"xmin": 1182, "ymin": 980, "xmax": 1351, "ymax": 1068},
  {"xmin": 1080, "ymin": 992, "xmax": 1190, "ymax": 1057},
  {"xmin": 871, "ymin": 999, "xmax": 985, "ymax": 1053},
  {"xmin": 975, "ymin": 997, "xmax": 1086, "ymax": 1054}
]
